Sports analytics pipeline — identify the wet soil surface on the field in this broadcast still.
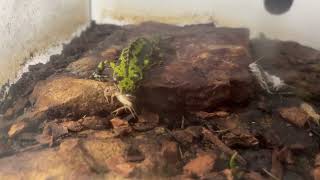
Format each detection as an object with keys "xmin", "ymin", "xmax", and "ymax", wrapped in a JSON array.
[{"xmin": 0, "ymin": 22, "xmax": 319, "ymax": 180}]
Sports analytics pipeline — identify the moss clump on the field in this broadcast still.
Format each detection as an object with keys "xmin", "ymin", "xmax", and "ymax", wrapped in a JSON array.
[{"xmin": 109, "ymin": 37, "xmax": 159, "ymax": 94}]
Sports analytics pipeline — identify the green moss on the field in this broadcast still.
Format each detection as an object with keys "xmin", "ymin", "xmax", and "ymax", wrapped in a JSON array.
[
  {"xmin": 109, "ymin": 37, "xmax": 159, "ymax": 94},
  {"xmin": 97, "ymin": 61, "xmax": 106, "ymax": 74}
]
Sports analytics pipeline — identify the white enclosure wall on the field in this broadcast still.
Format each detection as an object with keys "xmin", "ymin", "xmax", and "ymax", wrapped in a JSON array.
[
  {"xmin": 0, "ymin": 0, "xmax": 90, "ymax": 85},
  {"xmin": 1, "ymin": 0, "xmax": 319, "ymax": 85},
  {"xmin": 92, "ymin": 0, "xmax": 320, "ymax": 50}
]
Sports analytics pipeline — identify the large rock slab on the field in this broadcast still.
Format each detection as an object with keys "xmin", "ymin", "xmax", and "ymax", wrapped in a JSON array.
[
  {"xmin": 251, "ymin": 38, "xmax": 320, "ymax": 100},
  {"xmin": 0, "ymin": 129, "xmax": 185, "ymax": 179},
  {"xmin": 30, "ymin": 76, "xmax": 114, "ymax": 117},
  {"xmin": 137, "ymin": 26, "xmax": 253, "ymax": 111},
  {"xmin": 8, "ymin": 76, "xmax": 116, "ymax": 137},
  {"xmin": 0, "ymin": 23, "xmax": 121, "ymax": 115},
  {"xmin": 0, "ymin": 138, "xmax": 127, "ymax": 180}
]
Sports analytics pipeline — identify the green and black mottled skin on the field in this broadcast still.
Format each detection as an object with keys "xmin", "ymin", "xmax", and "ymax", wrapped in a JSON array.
[{"xmin": 94, "ymin": 37, "xmax": 161, "ymax": 94}]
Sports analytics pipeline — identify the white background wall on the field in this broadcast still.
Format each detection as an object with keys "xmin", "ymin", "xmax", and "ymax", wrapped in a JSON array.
[
  {"xmin": 92, "ymin": 0, "xmax": 320, "ymax": 50},
  {"xmin": 0, "ymin": 0, "xmax": 90, "ymax": 84},
  {"xmin": 1, "ymin": 0, "xmax": 319, "ymax": 85}
]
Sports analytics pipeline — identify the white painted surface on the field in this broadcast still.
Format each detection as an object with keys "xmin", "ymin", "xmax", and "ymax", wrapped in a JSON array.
[
  {"xmin": 0, "ymin": 0, "xmax": 90, "ymax": 84},
  {"xmin": 92, "ymin": 0, "xmax": 320, "ymax": 49},
  {"xmin": 1, "ymin": 0, "xmax": 319, "ymax": 86}
]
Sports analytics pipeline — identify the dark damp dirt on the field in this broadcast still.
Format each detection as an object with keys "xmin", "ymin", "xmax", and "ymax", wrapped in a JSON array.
[{"xmin": 0, "ymin": 22, "xmax": 319, "ymax": 179}]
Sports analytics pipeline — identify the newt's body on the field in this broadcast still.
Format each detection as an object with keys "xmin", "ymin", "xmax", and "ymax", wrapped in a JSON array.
[{"xmin": 93, "ymin": 37, "xmax": 161, "ymax": 117}]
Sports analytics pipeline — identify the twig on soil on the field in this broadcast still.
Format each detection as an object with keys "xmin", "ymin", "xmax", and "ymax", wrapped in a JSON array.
[
  {"xmin": 17, "ymin": 143, "xmax": 48, "ymax": 154},
  {"xmin": 202, "ymin": 128, "xmax": 247, "ymax": 165},
  {"xmin": 181, "ymin": 116, "xmax": 185, "ymax": 129},
  {"xmin": 213, "ymin": 127, "xmax": 236, "ymax": 134},
  {"xmin": 271, "ymin": 148, "xmax": 284, "ymax": 180},
  {"xmin": 165, "ymin": 128, "xmax": 185, "ymax": 146},
  {"xmin": 178, "ymin": 145, "xmax": 184, "ymax": 159},
  {"xmin": 262, "ymin": 168, "xmax": 281, "ymax": 180}
]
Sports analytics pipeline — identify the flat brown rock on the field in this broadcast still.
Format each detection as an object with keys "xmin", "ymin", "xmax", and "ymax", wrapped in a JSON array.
[
  {"xmin": 7, "ymin": 76, "xmax": 117, "ymax": 137},
  {"xmin": 0, "ymin": 138, "xmax": 127, "ymax": 179},
  {"xmin": 30, "ymin": 76, "xmax": 115, "ymax": 118},
  {"xmin": 136, "ymin": 25, "xmax": 253, "ymax": 111}
]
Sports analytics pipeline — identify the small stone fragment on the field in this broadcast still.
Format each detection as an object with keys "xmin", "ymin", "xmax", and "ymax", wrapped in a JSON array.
[
  {"xmin": 35, "ymin": 133, "xmax": 52, "ymax": 145},
  {"xmin": 185, "ymin": 126, "xmax": 203, "ymax": 139},
  {"xmin": 172, "ymin": 130, "xmax": 194, "ymax": 145},
  {"xmin": 222, "ymin": 169, "xmax": 234, "ymax": 180},
  {"xmin": 111, "ymin": 118, "xmax": 129, "ymax": 128},
  {"xmin": 133, "ymin": 111, "xmax": 159, "ymax": 132},
  {"xmin": 110, "ymin": 118, "xmax": 132, "ymax": 136},
  {"xmin": 61, "ymin": 121, "xmax": 83, "ymax": 132},
  {"xmin": 279, "ymin": 107, "xmax": 309, "ymax": 127},
  {"xmin": 80, "ymin": 116, "xmax": 107, "ymax": 130},
  {"xmin": 37, "ymin": 122, "xmax": 68, "ymax": 146},
  {"xmin": 315, "ymin": 154, "xmax": 320, "ymax": 167},
  {"xmin": 8, "ymin": 121, "xmax": 27, "ymax": 138},
  {"xmin": 314, "ymin": 168, "xmax": 320, "ymax": 180},
  {"xmin": 48, "ymin": 123, "xmax": 69, "ymax": 140},
  {"xmin": 183, "ymin": 152, "xmax": 216, "ymax": 177},
  {"xmin": 154, "ymin": 127, "xmax": 166, "ymax": 135},
  {"xmin": 161, "ymin": 140, "xmax": 180, "ymax": 164},
  {"xmin": 222, "ymin": 132, "xmax": 259, "ymax": 148},
  {"xmin": 300, "ymin": 103, "xmax": 320, "ymax": 124},
  {"xmin": 193, "ymin": 111, "xmax": 230, "ymax": 119}
]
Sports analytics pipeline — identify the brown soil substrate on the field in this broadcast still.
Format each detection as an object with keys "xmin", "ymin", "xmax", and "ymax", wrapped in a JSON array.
[{"xmin": 0, "ymin": 22, "xmax": 319, "ymax": 180}]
